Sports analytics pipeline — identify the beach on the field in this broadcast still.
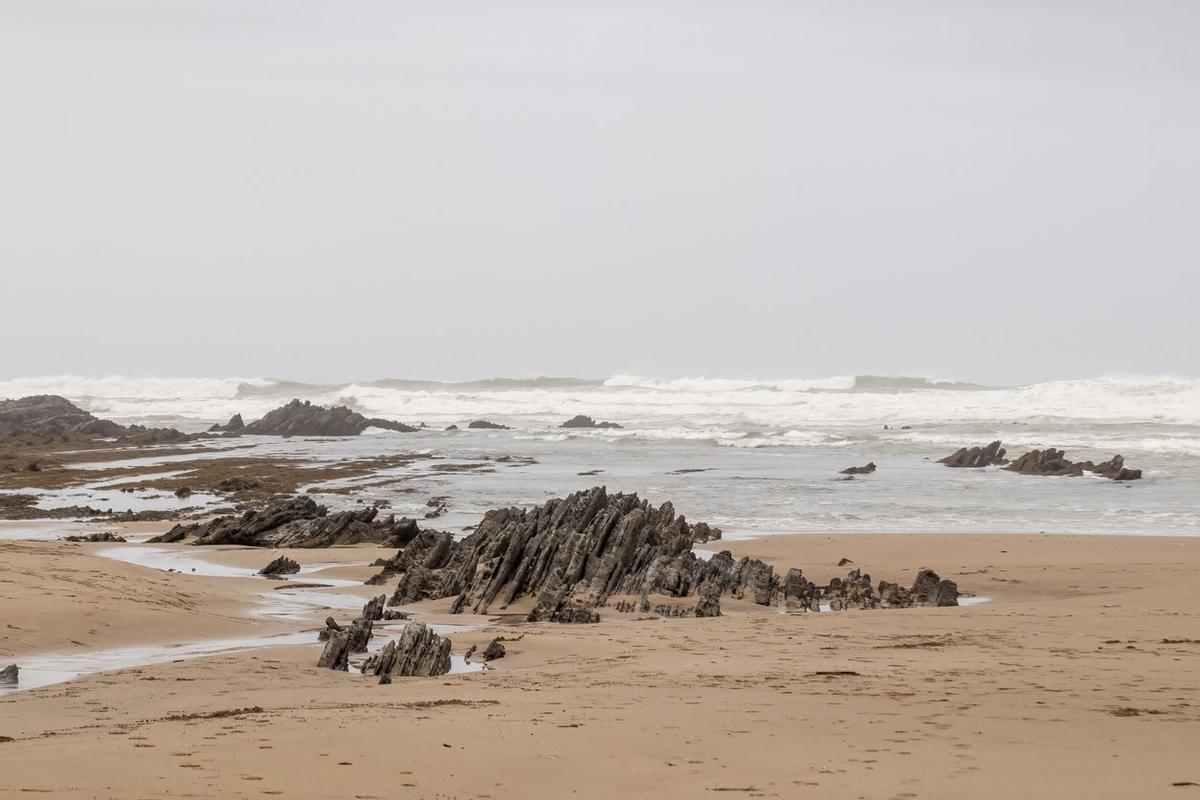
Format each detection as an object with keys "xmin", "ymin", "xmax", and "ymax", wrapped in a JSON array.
[{"xmin": 3, "ymin": 526, "xmax": 1198, "ymax": 798}]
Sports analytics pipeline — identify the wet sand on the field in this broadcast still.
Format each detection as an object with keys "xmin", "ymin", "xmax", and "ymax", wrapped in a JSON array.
[{"xmin": 2, "ymin": 530, "xmax": 1199, "ymax": 798}]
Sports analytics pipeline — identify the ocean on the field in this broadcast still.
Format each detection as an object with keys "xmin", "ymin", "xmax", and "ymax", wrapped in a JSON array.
[{"xmin": 3, "ymin": 373, "xmax": 1197, "ymax": 534}]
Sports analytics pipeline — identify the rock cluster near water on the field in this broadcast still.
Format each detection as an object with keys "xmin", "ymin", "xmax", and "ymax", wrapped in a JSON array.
[
  {"xmin": 364, "ymin": 487, "xmax": 957, "ymax": 622},
  {"xmin": 258, "ymin": 555, "xmax": 300, "ymax": 575},
  {"xmin": 467, "ymin": 419, "xmax": 510, "ymax": 430},
  {"xmin": 208, "ymin": 413, "xmax": 244, "ymax": 432},
  {"xmin": 61, "ymin": 532, "xmax": 127, "ymax": 542},
  {"xmin": 239, "ymin": 399, "xmax": 417, "ymax": 436},
  {"xmin": 0, "ymin": 395, "xmax": 188, "ymax": 444},
  {"xmin": 361, "ymin": 622, "xmax": 452, "ymax": 680},
  {"xmin": 560, "ymin": 415, "xmax": 623, "ymax": 430},
  {"xmin": 148, "ymin": 496, "xmax": 423, "ymax": 548},
  {"xmin": 840, "ymin": 462, "xmax": 876, "ymax": 475},
  {"xmin": 938, "ymin": 441, "xmax": 1141, "ymax": 480}
]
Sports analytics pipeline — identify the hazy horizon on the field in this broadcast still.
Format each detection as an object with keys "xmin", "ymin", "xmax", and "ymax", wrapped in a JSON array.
[{"xmin": 3, "ymin": 1, "xmax": 1197, "ymax": 385}]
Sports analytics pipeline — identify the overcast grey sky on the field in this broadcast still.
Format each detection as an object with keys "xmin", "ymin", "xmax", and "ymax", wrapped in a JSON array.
[{"xmin": 1, "ymin": 1, "xmax": 1196, "ymax": 385}]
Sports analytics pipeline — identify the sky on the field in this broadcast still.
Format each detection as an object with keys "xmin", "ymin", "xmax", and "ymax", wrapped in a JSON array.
[{"xmin": 1, "ymin": 1, "xmax": 1197, "ymax": 385}]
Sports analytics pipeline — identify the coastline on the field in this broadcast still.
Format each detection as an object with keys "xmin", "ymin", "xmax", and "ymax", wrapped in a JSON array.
[{"xmin": 2, "ymin": 525, "xmax": 1199, "ymax": 797}]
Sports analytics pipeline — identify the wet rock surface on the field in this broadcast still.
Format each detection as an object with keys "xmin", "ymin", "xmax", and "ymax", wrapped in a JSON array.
[
  {"xmin": 840, "ymin": 462, "xmax": 876, "ymax": 475},
  {"xmin": 241, "ymin": 399, "xmax": 416, "ymax": 436},
  {"xmin": 467, "ymin": 420, "xmax": 510, "ymax": 430},
  {"xmin": 0, "ymin": 395, "xmax": 188, "ymax": 443},
  {"xmin": 1006, "ymin": 449, "xmax": 1142, "ymax": 480},
  {"xmin": 365, "ymin": 487, "xmax": 958, "ymax": 621},
  {"xmin": 939, "ymin": 441, "xmax": 1008, "ymax": 468},
  {"xmin": 208, "ymin": 413, "xmax": 245, "ymax": 432},
  {"xmin": 166, "ymin": 496, "xmax": 422, "ymax": 548},
  {"xmin": 560, "ymin": 415, "xmax": 623, "ymax": 429}
]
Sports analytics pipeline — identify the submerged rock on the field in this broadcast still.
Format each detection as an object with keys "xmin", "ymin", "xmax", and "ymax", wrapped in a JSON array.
[
  {"xmin": 1088, "ymin": 454, "xmax": 1142, "ymax": 481},
  {"xmin": 839, "ymin": 462, "xmax": 876, "ymax": 475},
  {"xmin": 560, "ymin": 415, "xmax": 623, "ymax": 430},
  {"xmin": 243, "ymin": 399, "xmax": 416, "ymax": 436},
  {"xmin": 258, "ymin": 555, "xmax": 300, "ymax": 576},
  {"xmin": 939, "ymin": 441, "xmax": 1008, "ymax": 468}
]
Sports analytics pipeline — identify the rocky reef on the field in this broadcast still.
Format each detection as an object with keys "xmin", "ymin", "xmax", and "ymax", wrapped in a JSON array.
[
  {"xmin": 840, "ymin": 462, "xmax": 876, "ymax": 475},
  {"xmin": 366, "ymin": 487, "xmax": 957, "ymax": 621},
  {"xmin": 938, "ymin": 441, "xmax": 1008, "ymax": 468},
  {"xmin": 1006, "ymin": 449, "xmax": 1142, "ymax": 480},
  {"xmin": 560, "ymin": 415, "xmax": 623, "ymax": 430},
  {"xmin": 149, "ymin": 496, "xmax": 422, "ymax": 548},
  {"xmin": 258, "ymin": 555, "xmax": 300, "ymax": 575},
  {"xmin": 0, "ymin": 395, "xmax": 187, "ymax": 443},
  {"xmin": 360, "ymin": 622, "xmax": 452, "ymax": 680},
  {"xmin": 240, "ymin": 399, "xmax": 416, "ymax": 436}
]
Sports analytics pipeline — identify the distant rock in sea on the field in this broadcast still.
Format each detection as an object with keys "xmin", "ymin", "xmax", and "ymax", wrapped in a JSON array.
[
  {"xmin": 1006, "ymin": 449, "xmax": 1142, "ymax": 480},
  {"xmin": 560, "ymin": 415, "xmax": 623, "ymax": 429},
  {"xmin": 208, "ymin": 413, "xmax": 245, "ymax": 432},
  {"xmin": 242, "ymin": 399, "xmax": 416, "ymax": 436},
  {"xmin": 938, "ymin": 441, "xmax": 1008, "ymax": 468},
  {"xmin": 467, "ymin": 419, "xmax": 510, "ymax": 430},
  {"xmin": 840, "ymin": 462, "xmax": 876, "ymax": 475}
]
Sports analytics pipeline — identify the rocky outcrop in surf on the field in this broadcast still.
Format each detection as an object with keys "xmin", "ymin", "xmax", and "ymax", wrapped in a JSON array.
[
  {"xmin": 240, "ymin": 399, "xmax": 416, "ymax": 436},
  {"xmin": 840, "ymin": 462, "xmax": 876, "ymax": 475},
  {"xmin": 162, "ymin": 496, "xmax": 423, "ymax": 548},
  {"xmin": 467, "ymin": 419, "xmax": 510, "ymax": 430},
  {"xmin": 365, "ymin": 487, "xmax": 955, "ymax": 620},
  {"xmin": 560, "ymin": 415, "xmax": 623, "ymax": 430},
  {"xmin": 208, "ymin": 413, "xmax": 244, "ymax": 432},
  {"xmin": 938, "ymin": 441, "xmax": 1008, "ymax": 468},
  {"xmin": 1005, "ymin": 449, "xmax": 1142, "ymax": 480},
  {"xmin": 0, "ymin": 395, "xmax": 188, "ymax": 443}
]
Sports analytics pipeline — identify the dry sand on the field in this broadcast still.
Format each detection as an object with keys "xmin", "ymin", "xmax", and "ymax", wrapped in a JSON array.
[{"xmin": 2, "ymin": 530, "xmax": 1199, "ymax": 798}]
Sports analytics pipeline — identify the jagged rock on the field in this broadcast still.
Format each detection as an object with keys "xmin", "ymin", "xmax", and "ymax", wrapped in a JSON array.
[
  {"xmin": 119, "ymin": 426, "xmax": 191, "ymax": 445},
  {"xmin": 482, "ymin": 637, "xmax": 506, "ymax": 661},
  {"xmin": 837, "ymin": 557, "xmax": 853, "ymax": 566},
  {"xmin": 939, "ymin": 441, "xmax": 1008, "ymax": 468},
  {"xmin": 174, "ymin": 496, "xmax": 420, "ymax": 548},
  {"xmin": 317, "ymin": 631, "xmax": 350, "ymax": 670},
  {"xmin": 1088, "ymin": 455, "xmax": 1142, "ymax": 481},
  {"xmin": 61, "ymin": 532, "xmax": 127, "ymax": 542},
  {"xmin": 690, "ymin": 521, "xmax": 722, "ymax": 543},
  {"xmin": 317, "ymin": 617, "xmax": 343, "ymax": 641},
  {"xmin": 1005, "ymin": 448, "xmax": 1084, "ymax": 477},
  {"xmin": 146, "ymin": 524, "xmax": 190, "ymax": 544},
  {"xmin": 424, "ymin": 496, "xmax": 449, "ymax": 519},
  {"xmin": 243, "ymin": 399, "xmax": 416, "ymax": 436},
  {"xmin": 209, "ymin": 413, "xmax": 245, "ymax": 432},
  {"xmin": 910, "ymin": 569, "xmax": 959, "ymax": 606},
  {"xmin": 345, "ymin": 617, "xmax": 373, "ymax": 653},
  {"xmin": 361, "ymin": 595, "xmax": 386, "ymax": 621},
  {"xmin": 0, "ymin": 664, "xmax": 18, "ymax": 685},
  {"xmin": 382, "ymin": 609, "xmax": 410, "ymax": 621},
  {"xmin": 823, "ymin": 569, "xmax": 880, "ymax": 610},
  {"xmin": 362, "ymin": 622, "xmax": 452, "ymax": 678},
  {"xmin": 0, "ymin": 395, "xmax": 186, "ymax": 442},
  {"xmin": 366, "ymin": 487, "xmax": 963, "ymax": 621},
  {"xmin": 694, "ymin": 582, "xmax": 722, "ymax": 617},
  {"xmin": 839, "ymin": 462, "xmax": 876, "ymax": 475},
  {"xmin": 560, "ymin": 415, "xmax": 623, "ymax": 430},
  {"xmin": 174, "ymin": 486, "xmax": 193, "ymax": 498},
  {"xmin": 258, "ymin": 555, "xmax": 300, "ymax": 576},
  {"xmin": 467, "ymin": 419, "xmax": 510, "ymax": 430}
]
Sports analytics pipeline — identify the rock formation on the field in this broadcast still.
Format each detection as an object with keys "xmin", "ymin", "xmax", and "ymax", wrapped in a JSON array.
[
  {"xmin": 840, "ymin": 462, "xmax": 876, "ymax": 475},
  {"xmin": 165, "ymin": 496, "xmax": 423, "ymax": 548},
  {"xmin": 0, "ymin": 395, "xmax": 187, "ymax": 443},
  {"xmin": 0, "ymin": 664, "xmax": 17, "ymax": 686},
  {"xmin": 258, "ymin": 555, "xmax": 300, "ymax": 576},
  {"xmin": 317, "ymin": 631, "xmax": 351, "ymax": 670},
  {"xmin": 363, "ymin": 487, "xmax": 957, "ymax": 622},
  {"xmin": 939, "ymin": 441, "xmax": 1008, "ymax": 468},
  {"xmin": 361, "ymin": 622, "xmax": 452, "ymax": 679},
  {"xmin": 242, "ymin": 399, "xmax": 416, "ymax": 436},
  {"xmin": 560, "ymin": 415, "xmax": 623, "ymax": 430},
  {"xmin": 467, "ymin": 419, "xmax": 510, "ymax": 430},
  {"xmin": 481, "ymin": 637, "xmax": 506, "ymax": 661},
  {"xmin": 61, "ymin": 532, "xmax": 127, "ymax": 542},
  {"xmin": 1005, "ymin": 450, "xmax": 1142, "ymax": 480},
  {"xmin": 208, "ymin": 413, "xmax": 245, "ymax": 432}
]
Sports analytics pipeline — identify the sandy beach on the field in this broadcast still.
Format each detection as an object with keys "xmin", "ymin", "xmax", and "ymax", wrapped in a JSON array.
[{"xmin": 3, "ymin": 527, "xmax": 1198, "ymax": 799}]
